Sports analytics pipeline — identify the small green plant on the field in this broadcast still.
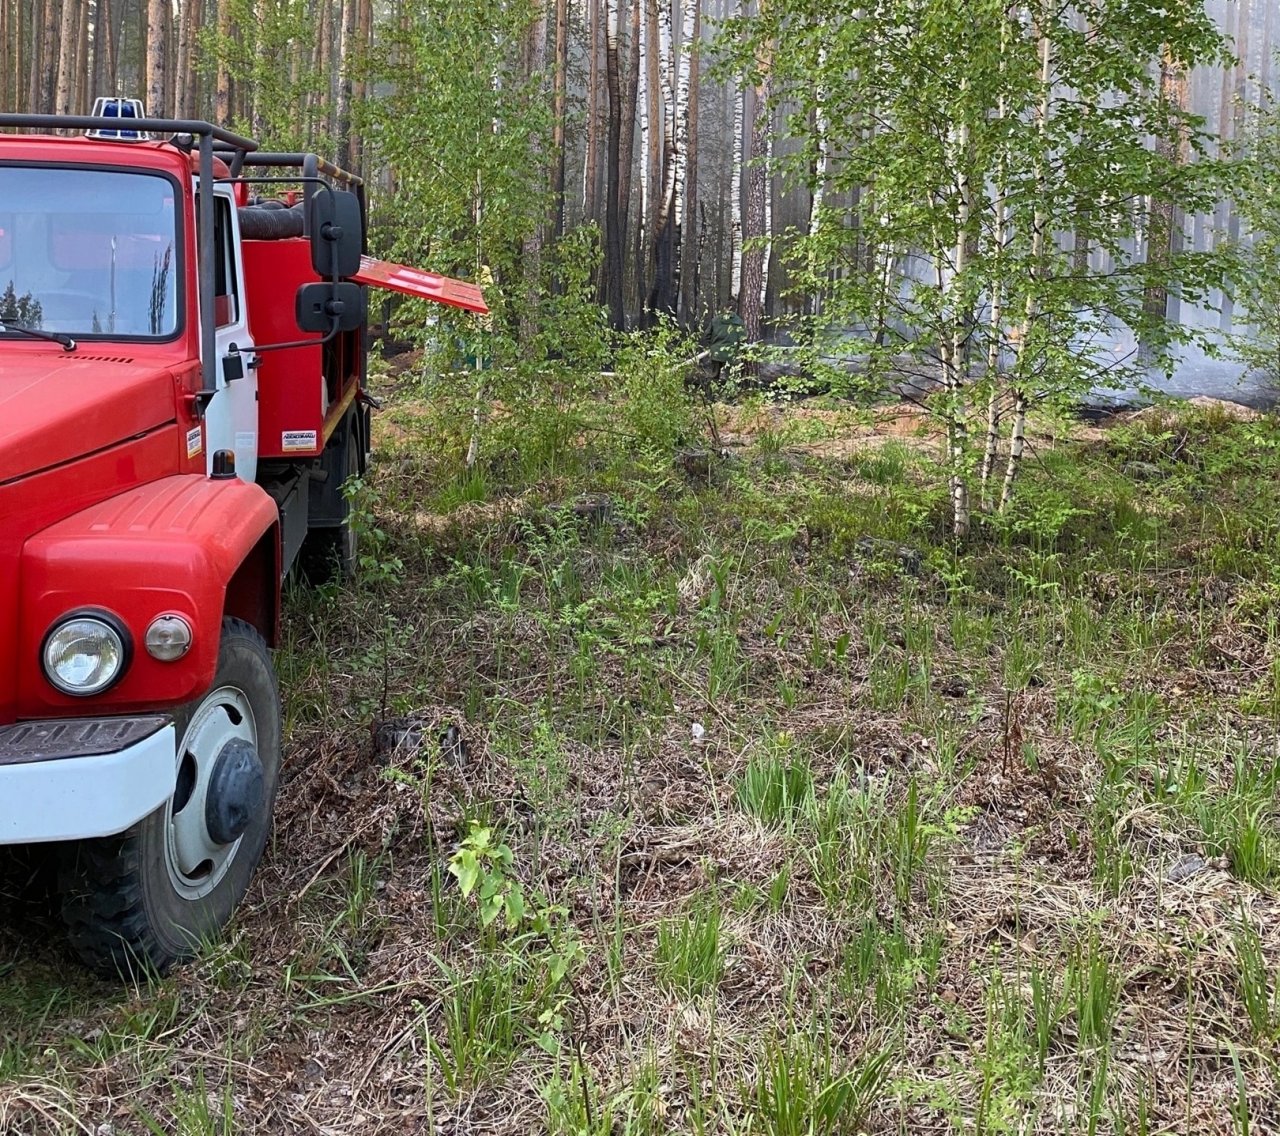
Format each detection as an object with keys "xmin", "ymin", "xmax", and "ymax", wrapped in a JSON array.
[
  {"xmin": 1028, "ymin": 961, "xmax": 1068, "ymax": 1073},
  {"xmin": 448, "ymin": 823, "xmax": 526, "ymax": 930},
  {"xmin": 343, "ymin": 474, "xmax": 405, "ymax": 586},
  {"xmin": 424, "ymin": 956, "xmax": 527, "ymax": 1093},
  {"xmin": 1233, "ymin": 915, "xmax": 1280, "ymax": 1044},
  {"xmin": 137, "ymin": 1066, "xmax": 235, "ymax": 1136},
  {"xmin": 654, "ymin": 900, "xmax": 725, "ymax": 998},
  {"xmin": 735, "ymin": 736, "xmax": 815, "ymax": 829},
  {"xmin": 1065, "ymin": 934, "xmax": 1121, "ymax": 1053},
  {"xmin": 747, "ymin": 1030, "xmax": 892, "ymax": 1136}
]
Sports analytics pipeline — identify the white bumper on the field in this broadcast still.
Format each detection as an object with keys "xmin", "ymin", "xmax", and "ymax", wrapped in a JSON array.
[{"xmin": 0, "ymin": 717, "xmax": 176, "ymax": 843}]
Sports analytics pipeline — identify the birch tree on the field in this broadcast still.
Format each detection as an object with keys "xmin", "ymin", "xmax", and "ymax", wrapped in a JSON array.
[{"xmin": 734, "ymin": 0, "xmax": 1231, "ymax": 534}]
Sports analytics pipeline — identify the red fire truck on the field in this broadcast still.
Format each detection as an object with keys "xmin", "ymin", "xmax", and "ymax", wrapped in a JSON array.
[{"xmin": 0, "ymin": 104, "xmax": 486, "ymax": 976}]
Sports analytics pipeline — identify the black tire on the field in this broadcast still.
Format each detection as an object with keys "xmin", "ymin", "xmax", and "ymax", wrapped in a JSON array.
[
  {"xmin": 57, "ymin": 618, "xmax": 282, "ymax": 978},
  {"xmin": 299, "ymin": 413, "xmax": 362, "ymax": 584}
]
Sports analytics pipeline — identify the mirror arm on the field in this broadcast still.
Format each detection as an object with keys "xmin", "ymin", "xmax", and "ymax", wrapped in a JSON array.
[{"xmin": 248, "ymin": 315, "xmax": 342, "ymax": 355}]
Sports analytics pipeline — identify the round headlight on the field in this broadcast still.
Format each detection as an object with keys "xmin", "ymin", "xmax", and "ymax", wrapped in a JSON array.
[
  {"xmin": 145, "ymin": 614, "xmax": 193, "ymax": 661},
  {"xmin": 42, "ymin": 615, "xmax": 128, "ymax": 697}
]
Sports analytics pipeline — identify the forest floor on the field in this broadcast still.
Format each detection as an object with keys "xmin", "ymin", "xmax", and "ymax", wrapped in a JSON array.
[{"xmin": 3, "ymin": 367, "xmax": 1280, "ymax": 1135}]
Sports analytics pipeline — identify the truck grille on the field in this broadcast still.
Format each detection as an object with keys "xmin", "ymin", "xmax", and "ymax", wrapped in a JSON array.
[{"xmin": 0, "ymin": 716, "xmax": 169, "ymax": 766}]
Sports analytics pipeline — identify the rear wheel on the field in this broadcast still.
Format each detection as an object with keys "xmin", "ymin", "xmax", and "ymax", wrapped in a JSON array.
[
  {"xmin": 58, "ymin": 618, "xmax": 281, "ymax": 978},
  {"xmin": 299, "ymin": 410, "xmax": 363, "ymax": 583}
]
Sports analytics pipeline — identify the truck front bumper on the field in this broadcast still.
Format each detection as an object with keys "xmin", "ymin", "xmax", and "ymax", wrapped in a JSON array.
[{"xmin": 0, "ymin": 717, "xmax": 176, "ymax": 843}]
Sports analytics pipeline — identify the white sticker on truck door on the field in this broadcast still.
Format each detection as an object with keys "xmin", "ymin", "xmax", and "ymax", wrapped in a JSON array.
[
  {"xmin": 282, "ymin": 430, "xmax": 318, "ymax": 452},
  {"xmin": 186, "ymin": 426, "xmax": 203, "ymax": 459}
]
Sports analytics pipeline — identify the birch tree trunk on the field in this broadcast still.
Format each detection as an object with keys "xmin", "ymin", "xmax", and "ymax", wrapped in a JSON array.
[
  {"xmin": 604, "ymin": 0, "xmax": 626, "ymax": 327},
  {"xmin": 980, "ymin": 16, "xmax": 1012, "ymax": 513},
  {"xmin": 620, "ymin": 0, "xmax": 642, "ymax": 312},
  {"xmin": 1001, "ymin": 24, "xmax": 1053, "ymax": 513},
  {"xmin": 739, "ymin": 39, "xmax": 771, "ymax": 345},
  {"xmin": 679, "ymin": 0, "xmax": 700, "ymax": 324},
  {"xmin": 641, "ymin": 0, "xmax": 661, "ymax": 319},
  {"xmin": 730, "ymin": 80, "xmax": 744, "ymax": 303},
  {"xmin": 944, "ymin": 95, "xmax": 974, "ymax": 538}
]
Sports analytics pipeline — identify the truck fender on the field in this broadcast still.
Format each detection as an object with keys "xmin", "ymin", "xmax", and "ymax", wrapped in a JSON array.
[{"xmin": 18, "ymin": 475, "xmax": 280, "ymax": 717}]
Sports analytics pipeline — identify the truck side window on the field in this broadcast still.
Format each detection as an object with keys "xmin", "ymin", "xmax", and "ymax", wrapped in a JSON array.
[{"xmin": 213, "ymin": 197, "xmax": 238, "ymax": 327}]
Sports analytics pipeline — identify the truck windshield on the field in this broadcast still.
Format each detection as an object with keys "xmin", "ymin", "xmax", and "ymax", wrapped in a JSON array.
[{"xmin": 0, "ymin": 167, "xmax": 179, "ymax": 339}]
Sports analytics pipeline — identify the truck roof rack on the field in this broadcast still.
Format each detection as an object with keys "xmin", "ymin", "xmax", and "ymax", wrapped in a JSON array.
[
  {"xmin": 214, "ymin": 149, "xmax": 362, "ymax": 189},
  {"xmin": 0, "ymin": 111, "xmax": 258, "ymax": 156},
  {"xmin": 0, "ymin": 111, "xmax": 259, "ymax": 407}
]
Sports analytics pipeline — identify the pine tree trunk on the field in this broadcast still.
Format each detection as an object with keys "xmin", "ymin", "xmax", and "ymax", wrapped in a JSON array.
[
  {"xmin": 1, "ymin": 0, "xmax": 11, "ymax": 111},
  {"xmin": 53, "ymin": 0, "xmax": 77, "ymax": 115},
  {"xmin": 336, "ymin": 0, "xmax": 359, "ymax": 169},
  {"xmin": 520, "ymin": 2, "xmax": 548, "ymax": 348},
  {"xmin": 216, "ymin": 0, "xmax": 234, "ymax": 124},
  {"xmin": 40, "ymin": 0, "xmax": 61, "ymax": 112},
  {"xmin": 353, "ymin": 0, "xmax": 373, "ymax": 177},
  {"xmin": 551, "ymin": 0, "xmax": 568, "ymax": 240},
  {"xmin": 176, "ymin": 0, "xmax": 203, "ymax": 117},
  {"xmin": 26, "ymin": 0, "xmax": 43, "ymax": 114},
  {"xmin": 584, "ymin": 0, "xmax": 602, "ymax": 225},
  {"xmin": 74, "ymin": 0, "xmax": 91, "ymax": 113},
  {"xmin": 314, "ymin": 0, "xmax": 331, "ymax": 139},
  {"xmin": 1, "ymin": 0, "xmax": 9, "ymax": 111},
  {"xmin": 98, "ymin": 0, "xmax": 117, "ymax": 101},
  {"xmin": 145, "ymin": 0, "xmax": 166, "ymax": 114}
]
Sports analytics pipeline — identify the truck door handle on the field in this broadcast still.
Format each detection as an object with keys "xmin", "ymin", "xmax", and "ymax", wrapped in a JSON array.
[
  {"xmin": 222, "ymin": 350, "xmax": 245, "ymax": 383},
  {"xmin": 222, "ymin": 346, "xmax": 260, "ymax": 381}
]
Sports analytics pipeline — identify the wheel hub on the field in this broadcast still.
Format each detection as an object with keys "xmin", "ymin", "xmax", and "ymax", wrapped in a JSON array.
[
  {"xmin": 164, "ymin": 685, "xmax": 258, "ymax": 900},
  {"xmin": 205, "ymin": 739, "xmax": 264, "ymax": 845}
]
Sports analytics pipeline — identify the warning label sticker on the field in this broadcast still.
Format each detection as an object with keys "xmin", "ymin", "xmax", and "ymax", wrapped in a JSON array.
[
  {"xmin": 186, "ymin": 426, "xmax": 203, "ymax": 459},
  {"xmin": 282, "ymin": 430, "xmax": 318, "ymax": 452}
]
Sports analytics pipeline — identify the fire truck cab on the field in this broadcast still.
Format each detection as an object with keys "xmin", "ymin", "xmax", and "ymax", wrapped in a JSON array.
[{"xmin": 0, "ymin": 106, "xmax": 485, "ymax": 976}]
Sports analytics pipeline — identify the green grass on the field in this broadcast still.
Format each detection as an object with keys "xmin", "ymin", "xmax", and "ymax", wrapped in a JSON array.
[
  {"xmin": 4, "ymin": 394, "xmax": 1280, "ymax": 1132},
  {"xmin": 654, "ymin": 900, "xmax": 725, "ymax": 998}
]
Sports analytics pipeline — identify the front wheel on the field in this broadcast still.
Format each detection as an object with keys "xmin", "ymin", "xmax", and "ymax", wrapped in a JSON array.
[{"xmin": 58, "ymin": 618, "xmax": 282, "ymax": 978}]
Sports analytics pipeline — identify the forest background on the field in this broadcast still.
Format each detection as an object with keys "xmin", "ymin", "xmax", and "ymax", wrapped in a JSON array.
[{"xmin": 3, "ymin": 0, "xmax": 1280, "ymax": 529}]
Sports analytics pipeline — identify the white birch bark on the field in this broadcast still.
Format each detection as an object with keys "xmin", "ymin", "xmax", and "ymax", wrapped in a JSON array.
[
  {"xmin": 673, "ymin": 0, "xmax": 691, "ymax": 232},
  {"xmin": 761, "ymin": 117, "xmax": 772, "ymax": 315},
  {"xmin": 980, "ymin": 18, "xmax": 1011, "ymax": 513},
  {"xmin": 730, "ymin": 81, "xmax": 744, "ymax": 301},
  {"xmin": 1001, "ymin": 22, "xmax": 1051, "ymax": 512},
  {"xmin": 948, "ymin": 130, "xmax": 973, "ymax": 538}
]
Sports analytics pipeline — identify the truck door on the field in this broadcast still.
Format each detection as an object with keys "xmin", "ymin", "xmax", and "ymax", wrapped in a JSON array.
[{"xmin": 201, "ymin": 189, "xmax": 258, "ymax": 483}]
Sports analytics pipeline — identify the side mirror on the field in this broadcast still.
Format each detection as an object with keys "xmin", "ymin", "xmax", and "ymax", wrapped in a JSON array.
[
  {"xmin": 296, "ymin": 282, "xmax": 366, "ymax": 333},
  {"xmin": 307, "ymin": 189, "xmax": 362, "ymax": 279}
]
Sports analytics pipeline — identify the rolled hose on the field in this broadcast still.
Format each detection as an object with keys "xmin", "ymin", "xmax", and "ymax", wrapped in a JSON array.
[{"xmin": 237, "ymin": 202, "xmax": 305, "ymax": 240}]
